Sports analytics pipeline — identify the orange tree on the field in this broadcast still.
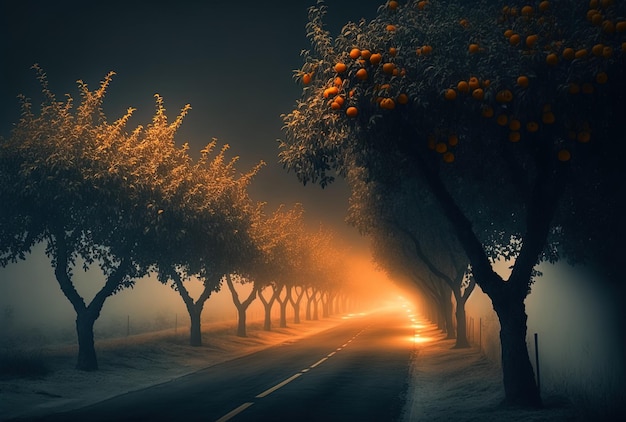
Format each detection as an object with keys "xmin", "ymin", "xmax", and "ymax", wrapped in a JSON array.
[{"xmin": 280, "ymin": 0, "xmax": 626, "ymax": 406}]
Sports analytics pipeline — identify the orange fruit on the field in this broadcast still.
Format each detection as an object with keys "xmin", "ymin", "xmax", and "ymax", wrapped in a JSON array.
[
  {"xmin": 509, "ymin": 119, "xmax": 521, "ymax": 131},
  {"xmin": 602, "ymin": 20, "xmax": 615, "ymax": 34},
  {"xmin": 386, "ymin": 24, "xmax": 397, "ymax": 31},
  {"xmin": 562, "ymin": 48, "xmax": 575, "ymax": 60},
  {"xmin": 302, "ymin": 73, "xmax": 312, "ymax": 85},
  {"xmin": 443, "ymin": 152, "xmax": 455, "ymax": 163},
  {"xmin": 482, "ymin": 106, "xmax": 494, "ymax": 118},
  {"xmin": 349, "ymin": 48, "xmax": 361, "ymax": 59},
  {"xmin": 382, "ymin": 63, "xmax": 396, "ymax": 74},
  {"xmin": 417, "ymin": 1, "xmax": 427, "ymax": 10},
  {"xmin": 509, "ymin": 131, "xmax": 521, "ymax": 142},
  {"xmin": 355, "ymin": 68, "xmax": 368, "ymax": 81},
  {"xmin": 469, "ymin": 43, "xmax": 480, "ymax": 53},
  {"xmin": 546, "ymin": 53, "xmax": 559, "ymax": 65},
  {"xmin": 472, "ymin": 88, "xmax": 484, "ymax": 100},
  {"xmin": 557, "ymin": 149, "xmax": 571, "ymax": 162},
  {"xmin": 335, "ymin": 62, "xmax": 347, "ymax": 73},
  {"xmin": 575, "ymin": 49, "xmax": 588, "ymax": 59},
  {"xmin": 526, "ymin": 121, "xmax": 539, "ymax": 132},
  {"xmin": 388, "ymin": 0, "xmax": 399, "ymax": 10},
  {"xmin": 504, "ymin": 29, "xmax": 514, "ymax": 38},
  {"xmin": 577, "ymin": 131, "xmax": 591, "ymax": 143},
  {"xmin": 323, "ymin": 86, "xmax": 339, "ymax": 98},
  {"xmin": 596, "ymin": 72, "xmax": 608, "ymax": 84},
  {"xmin": 334, "ymin": 76, "xmax": 343, "ymax": 87},
  {"xmin": 444, "ymin": 88, "xmax": 457, "ymax": 100},
  {"xmin": 497, "ymin": 114, "xmax": 509, "ymax": 126},
  {"xmin": 435, "ymin": 142, "xmax": 448, "ymax": 153},
  {"xmin": 360, "ymin": 50, "xmax": 372, "ymax": 61},
  {"xmin": 457, "ymin": 80, "xmax": 470, "ymax": 93},
  {"xmin": 397, "ymin": 93, "xmax": 409, "ymax": 104},
  {"xmin": 370, "ymin": 53, "xmax": 383, "ymax": 65},
  {"xmin": 510, "ymin": 34, "xmax": 521, "ymax": 46},
  {"xmin": 448, "ymin": 134, "xmax": 459, "ymax": 146},
  {"xmin": 496, "ymin": 89, "xmax": 513, "ymax": 103},
  {"xmin": 616, "ymin": 21, "xmax": 626, "ymax": 32},
  {"xmin": 389, "ymin": 47, "xmax": 398, "ymax": 56},
  {"xmin": 380, "ymin": 98, "xmax": 396, "ymax": 110},
  {"xmin": 591, "ymin": 44, "xmax": 605, "ymax": 57},
  {"xmin": 330, "ymin": 101, "xmax": 342, "ymax": 110},
  {"xmin": 346, "ymin": 106, "xmax": 358, "ymax": 117},
  {"xmin": 539, "ymin": 1, "xmax": 550, "ymax": 12},
  {"xmin": 526, "ymin": 34, "xmax": 538, "ymax": 48},
  {"xmin": 334, "ymin": 95, "xmax": 345, "ymax": 106},
  {"xmin": 521, "ymin": 5, "xmax": 534, "ymax": 16},
  {"xmin": 517, "ymin": 75, "xmax": 529, "ymax": 88},
  {"xmin": 421, "ymin": 45, "xmax": 433, "ymax": 55},
  {"xmin": 468, "ymin": 77, "xmax": 480, "ymax": 90},
  {"xmin": 602, "ymin": 46, "xmax": 613, "ymax": 58},
  {"xmin": 582, "ymin": 83, "xmax": 594, "ymax": 94}
]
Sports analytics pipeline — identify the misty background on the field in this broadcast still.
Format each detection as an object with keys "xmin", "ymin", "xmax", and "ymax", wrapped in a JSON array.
[{"xmin": 1, "ymin": 0, "xmax": 624, "ymax": 413}]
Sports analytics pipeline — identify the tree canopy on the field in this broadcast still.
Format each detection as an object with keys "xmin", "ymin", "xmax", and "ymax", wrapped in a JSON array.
[{"xmin": 279, "ymin": 0, "xmax": 626, "ymax": 406}]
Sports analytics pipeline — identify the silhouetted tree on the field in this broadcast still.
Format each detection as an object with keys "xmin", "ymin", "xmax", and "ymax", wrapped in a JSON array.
[
  {"xmin": 279, "ymin": 0, "xmax": 625, "ymax": 407},
  {"xmin": 0, "ymin": 69, "xmax": 183, "ymax": 369}
]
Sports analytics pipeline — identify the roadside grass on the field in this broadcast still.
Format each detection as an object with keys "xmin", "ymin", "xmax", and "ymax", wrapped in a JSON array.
[{"xmin": 0, "ymin": 349, "xmax": 50, "ymax": 379}]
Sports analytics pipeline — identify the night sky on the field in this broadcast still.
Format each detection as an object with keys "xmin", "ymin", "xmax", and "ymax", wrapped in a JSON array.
[{"xmin": 0, "ymin": 0, "xmax": 383, "ymax": 251}]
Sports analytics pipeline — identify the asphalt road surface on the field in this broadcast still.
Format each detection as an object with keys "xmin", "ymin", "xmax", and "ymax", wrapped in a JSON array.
[{"xmin": 29, "ymin": 308, "xmax": 415, "ymax": 422}]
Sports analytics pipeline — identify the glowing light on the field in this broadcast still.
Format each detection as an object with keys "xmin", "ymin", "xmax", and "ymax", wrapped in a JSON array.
[{"xmin": 406, "ymin": 334, "xmax": 432, "ymax": 344}]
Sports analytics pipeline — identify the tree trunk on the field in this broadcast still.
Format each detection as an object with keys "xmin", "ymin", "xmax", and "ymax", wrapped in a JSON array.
[
  {"xmin": 225, "ymin": 275, "xmax": 257, "ymax": 337},
  {"xmin": 236, "ymin": 307, "xmax": 247, "ymax": 337},
  {"xmin": 452, "ymin": 289, "xmax": 470, "ymax": 349},
  {"xmin": 454, "ymin": 293, "xmax": 470, "ymax": 349},
  {"xmin": 312, "ymin": 291, "xmax": 319, "ymax": 320},
  {"xmin": 305, "ymin": 289, "xmax": 313, "ymax": 320},
  {"xmin": 189, "ymin": 306, "xmax": 202, "ymax": 347},
  {"xmin": 321, "ymin": 292, "xmax": 329, "ymax": 318},
  {"xmin": 75, "ymin": 312, "xmax": 98, "ymax": 371},
  {"xmin": 258, "ymin": 287, "xmax": 276, "ymax": 331},
  {"xmin": 278, "ymin": 299, "xmax": 288, "ymax": 328},
  {"xmin": 275, "ymin": 285, "xmax": 288, "ymax": 328},
  {"xmin": 493, "ymin": 294, "xmax": 542, "ymax": 407},
  {"xmin": 289, "ymin": 287, "xmax": 304, "ymax": 324},
  {"xmin": 443, "ymin": 292, "xmax": 455, "ymax": 339}
]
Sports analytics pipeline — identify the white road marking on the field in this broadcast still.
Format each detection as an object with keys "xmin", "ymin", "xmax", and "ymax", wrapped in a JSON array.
[
  {"xmin": 255, "ymin": 373, "xmax": 302, "ymax": 398},
  {"xmin": 310, "ymin": 357, "xmax": 328, "ymax": 368},
  {"xmin": 216, "ymin": 326, "xmax": 370, "ymax": 421},
  {"xmin": 215, "ymin": 402, "xmax": 254, "ymax": 422}
]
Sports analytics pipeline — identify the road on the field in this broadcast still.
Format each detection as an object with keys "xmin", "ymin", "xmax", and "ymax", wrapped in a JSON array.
[{"xmin": 32, "ymin": 308, "xmax": 416, "ymax": 422}]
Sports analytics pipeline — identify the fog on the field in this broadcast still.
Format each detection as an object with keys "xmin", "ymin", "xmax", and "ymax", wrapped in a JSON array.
[
  {"xmin": 465, "ymin": 260, "xmax": 624, "ymax": 408},
  {"xmin": 0, "ymin": 243, "xmax": 399, "ymax": 348}
]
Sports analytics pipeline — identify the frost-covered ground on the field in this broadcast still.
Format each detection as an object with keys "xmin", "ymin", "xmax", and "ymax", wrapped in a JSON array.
[
  {"xmin": 0, "ymin": 315, "xmax": 596, "ymax": 421},
  {"xmin": 402, "ymin": 323, "xmax": 583, "ymax": 422}
]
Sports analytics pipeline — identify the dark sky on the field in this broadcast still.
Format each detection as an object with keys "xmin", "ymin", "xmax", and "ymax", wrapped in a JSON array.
[{"xmin": 0, "ymin": 0, "xmax": 383, "ymax": 252}]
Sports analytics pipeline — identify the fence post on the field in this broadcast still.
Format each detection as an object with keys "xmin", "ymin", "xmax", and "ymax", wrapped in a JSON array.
[
  {"xmin": 534, "ymin": 332, "xmax": 541, "ymax": 394},
  {"xmin": 479, "ymin": 317, "xmax": 482, "ymax": 352}
]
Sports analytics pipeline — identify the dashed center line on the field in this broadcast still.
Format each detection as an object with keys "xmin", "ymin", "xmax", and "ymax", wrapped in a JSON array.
[
  {"xmin": 215, "ymin": 325, "xmax": 368, "ymax": 421},
  {"xmin": 255, "ymin": 373, "xmax": 302, "ymax": 398},
  {"xmin": 310, "ymin": 356, "xmax": 328, "ymax": 368},
  {"xmin": 215, "ymin": 402, "xmax": 254, "ymax": 422}
]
